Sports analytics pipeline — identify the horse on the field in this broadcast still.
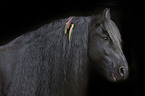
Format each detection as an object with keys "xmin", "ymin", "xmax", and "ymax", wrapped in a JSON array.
[{"xmin": 0, "ymin": 8, "xmax": 129, "ymax": 96}]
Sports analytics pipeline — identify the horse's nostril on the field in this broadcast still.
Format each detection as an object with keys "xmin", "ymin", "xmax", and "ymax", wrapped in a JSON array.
[{"xmin": 119, "ymin": 66, "xmax": 125, "ymax": 77}]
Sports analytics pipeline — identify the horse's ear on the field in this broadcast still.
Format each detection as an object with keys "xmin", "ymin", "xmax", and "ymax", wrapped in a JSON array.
[{"xmin": 103, "ymin": 8, "xmax": 111, "ymax": 19}]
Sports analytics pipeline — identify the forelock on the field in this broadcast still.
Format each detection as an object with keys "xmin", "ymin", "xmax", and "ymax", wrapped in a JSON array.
[{"xmin": 103, "ymin": 18, "xmax": 122, "ymax": 48}]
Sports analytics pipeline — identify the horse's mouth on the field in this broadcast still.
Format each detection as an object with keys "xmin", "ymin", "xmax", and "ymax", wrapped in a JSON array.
[{"xmin": 111, "ymin": 70, "xmax": 128, "ymax": 82}]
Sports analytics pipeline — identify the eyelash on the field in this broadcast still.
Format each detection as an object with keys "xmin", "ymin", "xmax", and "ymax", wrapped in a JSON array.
[
  {"xmin": 94, "ymin": 33, "xmax": 109, "ymax": 40},
  {"xmin": 103, "ymin": 37, "xmax": 108, "ymax": 40}
]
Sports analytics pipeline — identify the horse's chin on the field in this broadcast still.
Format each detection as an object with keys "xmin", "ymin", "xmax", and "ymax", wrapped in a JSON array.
[
  {"xmin": 105, "ymin": 74, "xmax": 117, "ymax": 82},
  {"xmin": 111, "ymin": 72, "xmax": 117, "ymax": 82}
]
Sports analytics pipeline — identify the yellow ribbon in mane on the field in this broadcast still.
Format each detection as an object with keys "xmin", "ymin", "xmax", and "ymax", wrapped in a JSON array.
[{"xmin": 65, "ymin": 22, "xmax": 74, "ymax": 42}]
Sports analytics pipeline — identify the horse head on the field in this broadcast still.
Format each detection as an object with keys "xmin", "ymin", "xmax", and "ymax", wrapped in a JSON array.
[{"xmin": 88, "ymin": 8, "xmax": 129, "ymax": 82}]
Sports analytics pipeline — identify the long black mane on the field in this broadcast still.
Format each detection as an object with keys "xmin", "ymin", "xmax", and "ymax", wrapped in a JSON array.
[{"xmin": 1, "ymin": 17, "xmax": 90, "ymax": 96}]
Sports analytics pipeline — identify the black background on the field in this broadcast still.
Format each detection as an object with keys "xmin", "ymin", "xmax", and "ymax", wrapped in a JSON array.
[{"xmin": 0, "ymin": 1, "xmax": 144, "ymax": 96}]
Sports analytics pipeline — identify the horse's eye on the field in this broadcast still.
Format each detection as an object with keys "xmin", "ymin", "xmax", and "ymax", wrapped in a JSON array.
[{"xmin": 103, "ymin": 37, "xmax": 108, "ymax": 40}]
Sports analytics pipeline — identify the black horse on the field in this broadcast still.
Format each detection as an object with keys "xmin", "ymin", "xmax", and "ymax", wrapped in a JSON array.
[{"xmin": 0, "ymin": 8, "xmax": 128, "ymax": 96}]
